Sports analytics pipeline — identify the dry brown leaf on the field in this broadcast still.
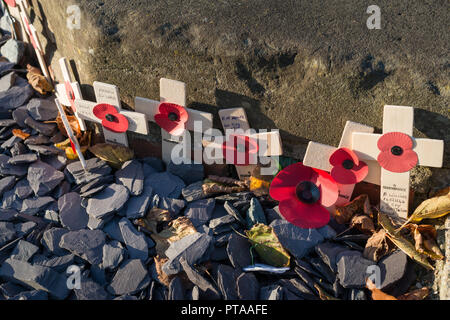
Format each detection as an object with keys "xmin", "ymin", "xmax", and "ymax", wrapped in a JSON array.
[
  {"xmin": 404, "ymin": 224, "xmax": 444, "ymax": 260},
  {"xmin": 397, "ymin": 288, "xmax": 430, "ymax": 300},
  {"xmin": 89, "ymin": 143, "xmax": 134, "ymax": 169},
  {"xmin": 202, "ymin": 182, "xmax": 247, "ymax": 196},
  {"xmin": 12, "ymin": 129, "xmax": 30, "ymax": 140},
  {"xmin": 363, "ymin": 229, "xmax": 395, "ymax": 262},
  {"xmin": 26, "ymin": 65, "xmax": 53, "ymax": 95},
  {"xmin": 154, "ymin": 255, "xmax": 172, "ymax": 287},
  {"xmin": 367, "ymin": 279, "xmax": 430, "ymax": 300},
  {"xmin": 350, "ymin": 215, "xmax": 376, "ymax": 234},
  {"xmin": 56, "ymin": 111, "xmax": 82, "ymax": 139},
  {"xmin": 366, "ymin": 279, "xmax": 398, "ymax": 300},
  {"xmin": 406, "ymin": 188, "xmax": 450, "ymax": 224},
  {"xmin": 334, "ymin": 194, "xmax": 372, "ymax": 224},
  {"xmin": 314, "ymin": 283, "xmax": 340, "ymax": 300}
]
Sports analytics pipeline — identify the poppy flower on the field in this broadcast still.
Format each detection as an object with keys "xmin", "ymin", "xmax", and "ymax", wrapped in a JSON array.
[
  {"xmin": 222, "ymin": 134, "xmax": 259, "ymax": 166},
  {"xmin": 93, "ymin": 103, "xmax": 129, "ymax": 133},
  {"xmin": 270, "ymin": 162, "xmax": 339, "ymax": 229},
  {"xmin": 154, "ymin": 103, "xmax": 188, "ymax": 136},
  {"xmin": 329, "ymin": 147, "xmax": 369, "ymax": 184},
  {"xmin": 377, "ymin": 132, "xmax": 418, "ymax": 173}
]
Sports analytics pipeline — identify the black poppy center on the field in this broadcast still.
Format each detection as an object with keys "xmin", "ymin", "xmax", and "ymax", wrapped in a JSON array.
[
  {"xmin": 391, "ymin": 146, "xmax": 403, "ymax": 156},
  {"xmin": 342, "ymin": 159, "xmax": 355, "ymax": 170},
  {"xmin": 296, "ymin": 181, "xmax": 320, "ymax": 204},
  {"xmin": 105, "ymin": 114, "xmax": 117, "ymax": 122},
  {"xmin": 168, "ymin": 112, "xmax": 179, "ymax": 122}
]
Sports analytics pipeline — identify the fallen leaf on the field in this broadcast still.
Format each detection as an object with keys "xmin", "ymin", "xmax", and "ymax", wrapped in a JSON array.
[
  {"xmin": 207, "ymin": 175, "xmax": 249, "ymax": 188},
  {"xmin": 12, "ymin": 129, "xmax": 30, "ymax": 140},
  {"xmin": 56, "ymin": 111, "xmax": 82, "ymax": 139},
  {"xmin": 397, "ymin": 288, "xmax": 430, "ymax": 300},
  {"xmin": 378, "ymin": 211, "xmax": 434, "ymax": 270},
  {"xmin": 26, "ymin": 64, "xmax": 53, "ymax": 95},
  {"xmin": 202, "ymin": 181, "xmax": 247, "ymax": 196},
  {"xmin": 314, "ymin": 283, "xmax": 340, "ymax": 300},
  {"xmin": 404, "ymin": 224, "xmax": 444, "ymax": 260},
  {"xmin": 363, "ymin": 229, "xmax": 395, "ymax": 262},
  {"xmin": 350, "ymin": 214, "xmax": 376, "ymax": 234},
  {"xmin": 136, "ymin": 208, "xmax": 173, "ymax": 235},
  {"xmin": 334, "ymin": 194, "xmax": 372, "ymax": 224},
  {"xmin": 65, "ymin": 145, "xmax": 88, "ymax": 160},
  {"xmin": 89, "ymin": 143, "xmax": 134, "ymax": 169},
  {"xmin": 406, "ymin": 188, "xmax": 450, "ymax": 224},
  {"xmin": 249, "ymin": 176, "xmax": 270, "ymax": 196},
  {"xmin": 54, "ymin": 138, "xmax": 71, "ymax": 150},
  {"xmin": 154, "ymin": 255, "xmax": 172, "ymax": 287},
  {"xmin": 246, "ymin": 224, "xmax": 291, "ymax": 268},
  {"xmin": 366, "ymin": 278, "xmax": 397, "ymax": 300}
]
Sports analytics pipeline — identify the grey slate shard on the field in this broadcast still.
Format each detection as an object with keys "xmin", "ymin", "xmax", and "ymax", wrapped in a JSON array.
[
  {"xmin": 43, "ymin": 209, "xmax": 59, "ymax": 223},
  {"xmin": 295, "ymin": 259, "xmax": 323, "ymax": 279},
  {"xmin": 103, "ymin": 217, "xmax": 124, "ymax": 243},
  {"xmin": 11, "ymin": 290, "xmax": 48, "ymax": 300},
  {"xmin": 118, "ymin": 218, "xmax": 148, "ymax": 261},
  {"xmin": 167, "ymin": 161, "xmax": 204, "ymax": 185},
  {"xmin": 317, "ymin": 225, "xmax": 337, "ymax": 240},
  {"xmin": 163, "ymin": 232, "xmax": 213, "ymax": 275},
  {"xmin": 260, "ymin": 285, "xmax": 284, "ymax": 300},
  {"xmin": 0, "ymin": 221, "xmax": 16, "ymax": 246},
  {"xmin": 0, "ymin": 84, "xmax": 33, "ymax": 112},
  {"xmin": 336, "ymin": 250, "xmax": 375, "ymax": 289},
  {"xmin": 59, "ymin": 229, "xmax": 107, "ymax": 265},
  {"xmin": 0, "ymin": 208, "xmax": 17, "ymax": 221},
  {"xmin": 10, "ymin": 142, "xmax": 27, "ymax": 157},
  {"xmin": 142, "ymin": 162, "xmax": 158, "ymax": 177},
  {"xmin": 102, "ymin": 240, "xmax": 126, "ymax": 271},
  {"xmin": 236, "ymin": 272, "xmax": 259, "ymax": 300},
  {"xmin": 146, "ymin": 172, "xmax": 185, "ymax": 198},
  {"xmin": 278, "ymin": 278, "xmax": 318, "ymax": 300},
  {"xmin": 182, "ymin": 181, "xmax": 206, "ymax": 202},
  {"xmin": 80, "ymin": 185, "xmax": 107, "ymax": 198},
  {"xmin": 0, "ymin": 39, "xmax": 25, "ymax": 64},
  {"xmin": 87, "ymin": 215, "xmax": 110, "ymax": 231},
  {"xmin": 124, "ymin": 182, "xmax": 153, "ymax": 219},
  {"xmin": 1, "ymin": 135, "xmax": 20, "ymax": 149},
  {"xmin": 0, "ymin": 155, "xmax": 28, "ymax": 177},
  {"xmin": 140, "ymin": 157, "xmax": 165, "ymax": 172},
  {"xmin": 215, "ymin": 192, "xmax": 253, "ymax": 203},
  {"xmin": 210, "ymin": 246, "xmax": 229, "ymax": 262},
  {"xmin": 21, "ymin": 197, "xmax": 55, "ymax": 215},
  {"xmin": 168, "ymin": 277, "xmax": 185, "ymax": 300},
  {"xmin": 0, "ymin": 176, "xmax": 16, "ymax": 197},
  {"xmin": 180, "ymin": 257, "xmax": 221, "ymax": 300},
  {"xmin": 24, "ymin": 117, "xmax": 57, "ymax": 136},
  {"xmin": 184, "ymin": 198, "xmax": 216, "ymax": 227},
  {"xmin": 226, "ymin": 233, "xmax": 252, "ymax": 269},
  {"xmin": 51, "ymin": 180, "xmax": 71, "ymax": 199},
  {"xmin": 12, "ymin": 107, "xmax": 29, "ymax": 128},
  {"xmin": 75, "ymin": 274, "xmax": 111, "ymax": 300},
  {"xmin": 14, "ymin": 221, "xmax": 37, "ymax": 237},
  {"xmin": 0, "ymin": 119, "xmax": 16, "ymax": 127},
  {"xmin": 11, "ymin": 240, "xmax": 39, "ymax": 261},
  {"xmin": 41, "ymin": 155, "xmax": 67, "ymax": 171},
  {"xmin": 26, "ymin": 99, "xmax": 58, "ymax": 122},
  {"xmin": 0, "ymin": 62, "xmax": 16, "ymax": 74},
  {"xmin": 24, "ymin": 134, "xmax": 51, "ymax": 145},
  {"xmin": 216, "ymin": 264, "xmax": 238, "ymax": 300},
  {"xmin": 209, "ymin": 214, "xmax": 236, "ymax": 229},
  {"xmin": 0, "ymin": 258, "xmax": 69, "ymax": 300},
  {"xmin": 224, "ymin": 201, "xmax": 246, "ymax": 225},
  {"xmin": 27, "ymin": 161, "xmax": 65, "ymax": 196},
  {"xmin": 0, "ymin": 72, "xmax": 16, "ymax": 92},
  {"xmin": 1, "ymin": 188, "xmax": 19, "ymax": 210},
  {"xmin": 66, "ymin": 158, "xmax": 112, "ymax": 185},
  {"xmin": 107, "ymin": 259, "xmax": 151, "ymax": 296},
  {"xmin": 86, "ymin": 184, "xmax": 130, "ymax": 220},
  {"xmin": 41, "ymin": 228, "xmax": 69, "ymax": 256},
  {"xmin": 32, "ymin": 254, "xmax": 76, "ymax": 273},
  {"xmin": 377, "ymin": 250, "xmax": 410, "ymax": 291},
  {"xmin": 151, "ymin": 194, "xmax": 186, "ymax": 215},
  {"xmin": 13, "ymin": 178, "xmax": 33, "ymax": 199},
  {"xmin": 246, "ymin": 197, "xmax": 267, "ymax": 229},
  {"xmin": 115, "ymin": 160, "xmax": 144, "ymax": 196},
  {"xmin": 270, "ymin": 219, "xmax": 324, "ymax": 260},
  {"xmin": 58, "ymin": 193, "xmax": 89, "ymax": 231},
  {"xmin": 349, "ymin": 289, "xmax": 367, "ymax": 300},
  {"xmin": 309, "ymin": 257, "xmax": 336, "ymax": 284},
  {"xmin": 294, "ymin": 267, "xmax": 319, "ymax": 295},
  {"xmin": 315, "ymin": 242, "xmax": 349, "ymax": 273},
  {"xmin": 77, "ymin": 175, "xmax": 114, "ymax": 194}
]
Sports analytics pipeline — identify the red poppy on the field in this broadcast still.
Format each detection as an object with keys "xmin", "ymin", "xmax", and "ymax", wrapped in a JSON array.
[
  {"xmin": 270, "ymin": 162, "xmax": 339, "ymax": 229},
  {"xmin": 222, "ymin": 134, "xmax": 259, "ymax": 166},
  {"xmin": 154, "ymin": 103, "xmax": 188, "ymax": 136},
  {"xmin": 93, "ymin": 103, "xmax": 129, "ymax": 133},
  {"xmin": 65, "ymin": 81, "xmax": 76, "ymax": 112},
  {"xmin": 329, "ymin": 147, "xmax": 369, "ymax": 184},
  {"xmin": 377, "ymin": 132, "xmax": 418, "ymax": 173}
]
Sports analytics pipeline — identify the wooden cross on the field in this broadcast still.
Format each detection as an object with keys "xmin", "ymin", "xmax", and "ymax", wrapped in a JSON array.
[
  {"xmin": 303, "ymin": 121, "xmax": 381, "ymax": 206},
  {"xmin": 55, "ymin": 57, "xmax": 87, "ymax": 131},
  {"xmin": 352, "ymin": 105, "xmax": 444, "ymax": 219},
  {"xmin": 135, "ymin": 78, "xmax": 213, "ymax": 164},
  {"xmin": 74, "ymin": 81, "xmax": 149, "ymax": 147},
  {"xmin": 213, "ymin": 107, "xmax": 283, "ymax": 180}
]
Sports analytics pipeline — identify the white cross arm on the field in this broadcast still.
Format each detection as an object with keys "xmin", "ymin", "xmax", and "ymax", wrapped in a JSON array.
[{"xmin": 352, "ymin": 132, "xmax": 444, "ymax": 168}]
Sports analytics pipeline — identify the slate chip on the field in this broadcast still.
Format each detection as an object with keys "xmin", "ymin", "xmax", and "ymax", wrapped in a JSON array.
[
  {"xmin": 86, "ymin": 184, "xmax": 130, "ymax": 220},
  {"xmin": 0, "ymin": 176, "xmax": 16, "ymax": 197},
  {"xmin": 102, "ymin": 241, "xmax": 126, "ymax": 271},
  {"xmin": 58, "ymin": 193, "xmax": 89, "ymax": 231},
  {"xmin": 184, "ymin": 198, "xmax": 216, "ymax": 227},
  {"xmin": 14, "ymin": 221, "xmax": 37, "ymax": 237},
  {"xmin": 0, "ymin": 221, "xmax": 16, "ymax": 246},
  {"xmin": 226, "ymin": 233, "xmax": 252, "ymax": 269},
  {"xmin": 66, "ymin": 158, "xmax": 112, "ymax": 185},
  {"xmin": 107, "ymin": 259, "xmax": 150, "ymax": 296},
  {"xmin": 13, "ymin": 178, "xmax": 33, "ymax": 199},
  {"xmin": 32, "ymin": 254, "xmax": 76, "ymax": 273},
  {"xmin": 246, "ymin": 197, "xmax": 267, "ymax": 228},
  {"xmin": 59, "ymin": 229, "xmax": 106, "ymax": 265},
  {"xmin": 118, "ymin": 218, "xmax": 148, "ymax": 261},
  {"xmin": 336, "ymin": 250, "xmax": 375, "ymax": 289},
  {"xmin": 10, "ymin": 142, "xmax": 27, "ymax": 157},
  {"xmin": 151, "ymin": 194, "xmax": 186, "ymax": 215},
  {"xmin": 146, "ymin": 172, "xmax": 185, "ymax": 198},
  {"xmin": 236, "ymin": 272, "xmax": 259, "ymax": 300},
  {"xmin": 21, "ymin": 197, "xmax": 55, "ymax": 215},
  {"xmin": 216, "ymin": 264, "xmax": 238, "ymax": 300},
  {"xmin": 12, "ymin": 107, "xmax": 29, "ymax": 128},
  {"xmin": 11, "ymin": 240, "xmax": 39, "ymax": 261},
  {"xmin": 377, "ymin": 250, "xmax": 410, "ymax": 292},
  {"xmin": 0, "ymin": 85, "xmax": 34, "ymax": 112},
  {"xmin": 167, "ymin": 161, "xmax": 204, "ymax": 185},
  {"xmin": 27, "ymin": 99, "xmax": 58, "ymax": 122},
  {"xmin": 24, "ymin": 117, "xmax": 57, "ymax": 136},
  {"xmin": 224, "ymin": 201, "xmax": 246, "ymax": 225},
  {"xmin": 182, "ymin": 181, "xmax": 206, "ymax": 202},
  {"xmin": 168, "ymin": 277, "xmax": 185, "ymax": 300},
  {"xmin": 24, "ymin": 134, "xmax": 51, "ymax": 145},
  {"xmin": 315, "ymin": 242, "xmax": 349, "ymax": 273},
  {"xmin": 260, "ymin": 285, "xmax": 284, "ymax": 300},
  {"xmin": 115, "ymin": 160, "xmax": 144, "ymax": 196},
  {"xmin": 123, "ymin": 181, "xmax": 153, "ymax": 219},
  {"xmin": 27, "ymin": 161, "xmax": 65, "ymax": 196},
  {"xmin": 180, "ymin": 257, "xmax": 221, "ymax": 300}
]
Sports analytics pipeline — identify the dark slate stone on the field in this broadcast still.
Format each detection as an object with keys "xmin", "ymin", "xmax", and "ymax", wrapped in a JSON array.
[
  {"xmin": 0, "ymin": 62, "xmax": 16, "ymax": 74},
  {"xmin": 123, "ymin": 182, "xmax": 153, "ymax": 219},
  {"xmin": 14, "ymin": 221, "xmax": 37, "ymax": 237},
  {"xmin": 163, "ymin": 232, "xmax": 213, "ymax": 275},
  {"xmin": 0, "ymin": 258, "xmax": 69, "ymax": 300},
  {"xmin": 377, "ymin": 250, "xmax": 410, "ymax": 292},
  {"xmin": 146, "ymin": 172, "xmax": 185, "ymax": 198},
  {"xmin": 0, "ymin": 208, "xmax": 17, "ymax": 222},
  {"xmin": 12, "ymin": 107, "xmax": 29, "ymax": 128},
  {"xmin": 90, "ymin": 264, "xmax": 108, "ymax": 287},
  {"xmin": 1, "ymin": 135, "xmax": 20, "ymax": 149},
  {"xmin": 215, "ymin": 192, "xmax": 253, "ymax": 203},
  {"xmin": 107, "ymin": 259, "xmax": 151, "ymax": 296},
  {"xmin": 278, "ymin": 278, "xmax": 318, "ymax": 300},
  {"xmin": 317, "ymin": 225, "xmax": 337, "ymax": 240},
  {"xmin": 0, "ymin": 154, "xmax": 28, "ymax": 177},
  {"xmin": 270, "ymin": 219, "xmax": 324, "ymax": 260},
  {"xmin": 27, "ymin": 161, "xmax": 64, "ymax": 196},
  {"xmin": 309, "ymin": 257, "xmax": 336, "ymax": 284},
  {"xmin": 13, "ymin": 178, "xmax": 33, "ymax": 200},
  {"xmin": 11, "ymin": 240, "xmax": 39, "ymax": 261},
  {"xmin": 103, "ymin": 217, "xmax": 125, "ymax": 243},
  {"xmin": 118, "ymin": 218, "xmax": 148, "ymax": 261},
  {"xmin": 216, "ymin": 264, "xmax": 238, "ymax": 300},
  {"xmin": 295, "ymin": 259, "xmax": 323, "ymax": 279},
  {"xmin": 236, "ymin": 272, "xmax": 259, "ymax": 300},
  {"xmin": 1, "ymin": 188, "xmax": 19, "ymax": 210},
  {"xmin": 24, "ymin": 135, "xmax": 51, "ymax": 145},
  {"xmin": 224, "ymin": 201, "xmax": 246, "ymax": 225},
  {"xmin": 41, "ymin": 155, "xmax": 67, "ymax": 171},
  {"xmin": 151, "ymin": 194, "xmax": 186, "ymax": 215},
  {"xmin": 0, "ymin": 221, "xmax": 16, "ymax": 246},
  {"xmin": 21, "ymin": 197, "xmax": 54, "ymax": 215},
  {"xmin": 52, "ymin": 180, "xmax": 71, "ymax": 199},
  {"xmin": 86, "ymin": 184, "xmax": 130, "ymax": 220},
  {"xmin": 246, "ymin": 197, "xmax": 267, "ymax": 229},
  {"xmin": 11, "ymin": 290, "xmax": 48, "ymax": 300},
  {"xmin": 167, "ymin": 161, "xmax": 204, "ymax": 185},
  {"xmin": 226, "ymin": 233, "xmax": 252, "ymax": 269},
  {"xmin": 214, "ymin": 232, "xmax": 231, "ymax": 247},
  {"xmin": 294, "ymin": 267, "xmax": 319, "ymax": 295},
  {"xmin": 66, "ymin": 158, "xmax": 112, "ymax": 185},
  {"xmin": 182, "ymin": 181, "xmax": 206, "ymax": 202},
  {"xmin": 180, "ymin": 257, "xmax": 221, "ymax": 300},
  {"xmin": 315, "ymin": 242, "xmax": 349, "ymax": 273},
  {"xmin": 0, "ymin": 85, "xmax": 33, "ymax": 112},
  {"xmin": 41, "ymin": 228, "xmax": 69, "ymax": 256},
  {"xmin": 75, "ymin": 273, "xmax": 111, "ymax": 300},
  {"xmin": 209, "ymin": 214, "xmax": 236, "ymax": 229},
  {"xmin": 76, "ymin": 175, "xmax": 114, "ymax": 194},
  {"xmin": 102, "ymin": 240, "xmax": 126, "ymax": 271},
  {"xmin": 140, "ymin": 157, "xmax": 165, "ymax": 172},
  {"xmin": 58, "ymin": 193, "xmax": 89, "ymax": 231},
  {"xmin": 184, "ymin": 198, "xmax": 216, "ymax": 227},
  {"xmin": 337, "ymin": 250, "xmax": 375, "ymax": 289},
  {"xmin": 0, "ymin": 119, "xmax": 16, "ymax": 127},
  {"xmin": 59, "ymin": 229, "xmax": 106, "ymax": 265},
  {"xmin": 115, "ymin": 160, "xmax": 144, "ymax": 196},
  {"xmin": 24, "ymin": 117, "xmax": 57, "ymax": 136},
  {"xmin": 142, "ymin": 162, "xmax": 158, "ymax": 177},
  {"xmin": 210, "ymin": 246, "xmax": 229, "ymax": 262},
  {"xmin": 260, "ymin": 285, "xmax": 284, "ymax": 300},
  {"xmin": 26, "ymin": 99, "xmax": 58, "ymax": 122},
  {"xmin": 168, "ymin": 276, "xmax": 185, "ymax": 300},
  {"xmin": 10, "ymin": 142, "xmax": 28, "ymax": 157},
  {"xmin": 0, "ymin": 176, "xmax": 16, "ymax": 197},
  {"xmin": 32, "ymin": 254, "xmax": 76, "ymax": 273},
  {"xmin": 0, "ymin": 72, "xmax": 16, "ymax": 92}
]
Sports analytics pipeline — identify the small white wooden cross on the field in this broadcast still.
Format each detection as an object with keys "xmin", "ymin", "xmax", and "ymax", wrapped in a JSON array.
[
  {"xmin": 135, "ymin": 78, "xmax": 213, "ymax": 164},
  {"xmin": 214, "ymin": 107, "xmax": 283, "ymax": 180},
  {"xmin": 75, "ymin": 81, "xmax": 149, "ymax": 147},
  {"xmin": 55, "ymin": 57, "xmax": 87, "ymax": 131},
  {"xmin": 352, "ymin": 105, "xmax": 444, "ymax": 219},
  {"xmin": 303, "ymin": 121, "xmax": 382, "ymax": 206}
]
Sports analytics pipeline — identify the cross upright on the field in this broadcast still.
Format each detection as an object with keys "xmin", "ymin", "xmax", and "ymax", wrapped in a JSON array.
[
  {"xmin": 352, "ymin": 105, "xmax": 444, "ymax": 219},
  {"xmin": 303, "ymin": 121, "xmax": 381, "ymax": 206}
]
